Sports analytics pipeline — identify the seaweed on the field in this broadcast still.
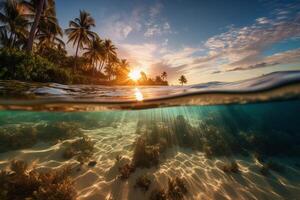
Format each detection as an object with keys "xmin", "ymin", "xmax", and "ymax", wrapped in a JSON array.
[
  {"xmin": 37, "ymin": 121, "xmax": 83, "ymax": 142},
  {"xmin": 0, "ymin": 125, "xmax": 38, "ymax": 152},
  {"xmin": 0, "ymin": 160, "xmax": 76, "ymax": 200},
  {"xmin": 118, "ymin": 163, "xmax": 135, "ymax": 180},
  {"xmin": 63, "ymin": 137, "xmax": 95, "ymax": 163},
  {"xmin": 132, "ymin": 137, "xmax": 160, "ymax": 168},
  {"xmin": 221, "ymin": 161, "xmax": 239, "ymax": 173},
  {"xmin": 167, "ymin": 177, "xmax": 188, "ymax": 200},
  {"xmin": 0, "ymin": 122, "xmax": 83, "ymax": 153},
  {"xmin": 150, "ymin": 188, "xmax": 168, "ymax": 200},
  {"xmin": 135, "ymin": 174, "xmax": 152, "ymax": 191}
]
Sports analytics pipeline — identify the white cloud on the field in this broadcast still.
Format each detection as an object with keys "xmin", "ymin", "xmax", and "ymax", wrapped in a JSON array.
[
  {"xmin": 144, "ymin": 3, "xmax": 172, "ymax": 37},
  {"xmin": 117, "ymin": 43, "xmax": 158, "ymax": 70},
  {"xmin": 100, "ymin": 8, "xmax": 143, "ymax": 41}
]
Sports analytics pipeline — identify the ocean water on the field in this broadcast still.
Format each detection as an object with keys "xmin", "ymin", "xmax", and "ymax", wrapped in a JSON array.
[{"xmin": 0, "ymin": 71, "xmax": 300, "ymax": 200}]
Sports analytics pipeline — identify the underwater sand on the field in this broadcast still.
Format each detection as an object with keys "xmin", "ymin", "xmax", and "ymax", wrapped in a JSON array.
[{"xmin": 0, "ymin": 114, "xmax": 299, "ymax": 200}]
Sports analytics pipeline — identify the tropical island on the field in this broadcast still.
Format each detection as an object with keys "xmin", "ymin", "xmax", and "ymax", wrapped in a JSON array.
[{"xmin": 0, "ymin": 0, "xmax": 180, "ymax": 86}]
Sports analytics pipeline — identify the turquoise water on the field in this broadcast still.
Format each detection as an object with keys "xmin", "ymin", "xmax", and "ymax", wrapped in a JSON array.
[{"xmin": 0, "ymin": 100, "xmax": 300, "ymax": 199}]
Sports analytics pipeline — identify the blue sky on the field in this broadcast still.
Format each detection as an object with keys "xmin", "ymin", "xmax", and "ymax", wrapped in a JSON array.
[{"xmin": 56, "ymin": 0, "xmax": 300, "ymax": 84}]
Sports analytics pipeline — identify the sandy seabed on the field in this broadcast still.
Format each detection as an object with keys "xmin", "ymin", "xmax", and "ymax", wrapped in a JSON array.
[{"xmin": 0, "ymin": 121, "xmax": 300, "ymax": 200}]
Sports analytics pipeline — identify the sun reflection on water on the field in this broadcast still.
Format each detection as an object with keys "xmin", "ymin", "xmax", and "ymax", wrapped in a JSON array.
[{"xmin": 134, "ymin": 88, "xmax": 144, "ymax": 101}]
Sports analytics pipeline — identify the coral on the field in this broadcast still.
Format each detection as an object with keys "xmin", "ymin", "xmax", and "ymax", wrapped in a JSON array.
[
  {"xmin": 0, "ymin": 121, "xmax": 84, "ymax": 154},
  {"xmin": 118, "ymin": 163, "xmax": 135, "ymax": 180},
  {"xmin": 135, "ymin": 174, "xmax": 152, "ymax": 191},
  {"xmin": 0, "ymin": 125, "xmax": 38, "ymax": 152},
  {"xmin": 132, "ymin": 137, "xmax": 160, "ymax": 168},
  {"xmin": 37, "ymin": 121, "xmax": 83, "ymax": 142},
  {"xmin": 0, "ymin": 160, "xmax": 76, "ymax": 200},
  {"xmin": 221, "ymin": 161, "xmax": 239, "ymax": 173},
  {"xmin": 202, "ymin": 125, "xmax": 232, "ymax": 158},
  {"xmin": 167, "ymin": 177, "xmax": 188, "ymax": 200},
  {"xmin": 63, "ymin": 137, "xmax": 95, "ymax": 163},
  {"xmin": 150, "ymin": 188, "xmax": 168, "ymax": 200}
]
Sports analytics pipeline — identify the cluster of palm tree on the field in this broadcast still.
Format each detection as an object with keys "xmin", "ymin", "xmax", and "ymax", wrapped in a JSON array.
[
  {"xmin": 0, "ymin": 0, "xmax": 64, "ymax": 51},
  {"xmin": 0, "ymin": 0, "xmax": 169, "ymax": 85}
]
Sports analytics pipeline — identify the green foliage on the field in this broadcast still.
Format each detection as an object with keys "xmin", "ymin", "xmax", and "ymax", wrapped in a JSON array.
[{"xmin": 0, "ymin": 48, "xmax": 72, "ymax": 83}]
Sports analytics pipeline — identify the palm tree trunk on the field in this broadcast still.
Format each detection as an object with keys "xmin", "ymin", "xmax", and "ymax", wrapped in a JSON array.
[
  {"xmin": 99, "ymin": 61, "xmax": 104, "ymax": 72},
  {"xmin": 26, "ymin": 0, "xmax": 45, "ymax": 52},
  {"xmin": 8, "ymin": 32, "xmax": 13, "ymax": 48},
  {"xmin": 74, "ymin": 40, "xmax": 80, "ymax": 71}
]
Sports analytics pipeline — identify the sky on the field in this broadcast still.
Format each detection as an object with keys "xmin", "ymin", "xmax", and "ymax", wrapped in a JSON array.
[{"xmin": 56, "ymin": 0, "xmax": 300, "ymax": 85}]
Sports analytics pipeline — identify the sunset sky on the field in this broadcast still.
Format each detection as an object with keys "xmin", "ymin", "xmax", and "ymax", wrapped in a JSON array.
[{"xmin": 56, "ymin": 0, "xmax": 300, "ymax": 85}]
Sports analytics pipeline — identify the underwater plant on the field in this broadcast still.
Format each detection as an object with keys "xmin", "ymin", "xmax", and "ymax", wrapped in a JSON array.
[
  {"xmin": 202, "ymin": 125, "xmax": 232, "ymax": 158},
  {"xmin": 118, "ymin": 163, "xmax": 135, "ymax": 179},
  {"xmin": 150, "ymin": 188, "xmax": 168, "ymax": 200},
  {"xmin": 37, "ymin": 121, "xmax": 83, "ymax": 142},
  {"xmin": 167, "ymin": 177, "xmax": 188, "ymax": 200},
  {"xmin": 0, "ymin": 160, "xmax": 76, "ymax": 200},
  {"xmin": 0, "ymin": 122, "xmax": 85, "ymax": 153},
  {"xmin": 132, "ymin": 137, "xmax": 160, "ymax": 168},
  {"xmin": 221, "ymin": 161, "xmax": 239, "ymax": 173},
  {"xmin": 135, "ymin": 174, "xmax": 152, "ymax": 191},
  {"xmin": 0, "ymin": 125, "xmax": 38, "ymax": 152},
  {"xmin": 63, "ymin": 136, "xmax": 95, "ymax": 163}
]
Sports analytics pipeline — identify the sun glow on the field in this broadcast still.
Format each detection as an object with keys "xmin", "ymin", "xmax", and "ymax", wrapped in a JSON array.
[{"xmin": 128, "ymin": 69, "xmax": 142, "ymax": 81}]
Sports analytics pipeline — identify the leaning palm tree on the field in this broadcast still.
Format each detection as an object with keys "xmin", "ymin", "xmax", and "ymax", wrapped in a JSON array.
[
  {"xmin": 178, "ymin": 75, "xmax": 187, "ymax": 86},
  {"xmin": 22, "ymin": 0, "xmax": 61, "ymax": 51},
  {"xmin": 0, "ymin": 0, "xmax": 28, "ymax": 48},
  {"xmin": 23, "ymin": 0, "xmax": 46, "ymax": 51},
  {"xmin": 65, "ymin": 10, "xmax": 97, "ymax": 70},
  {"xmin": 161, "ymin": 71, "xmax": 167, "ymax": 81}
]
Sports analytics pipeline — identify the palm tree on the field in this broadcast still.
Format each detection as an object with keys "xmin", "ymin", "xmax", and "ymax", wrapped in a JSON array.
[
  {"xmin": 179, "ymin": 75, "xmax": 187, "ymax": 85},
  {"xmin": 83, "ymin": 37, "xmax": 105, "ymax": 71},
  {"xmin": 104, "ymin": 54, "xmax": 119, "ymax": 80},
  {"xmin": 103, "ymin": 39, "xmax": 117, "ymax": 67},
  {"xmin": 22, "ymin": 0, "xmax": 62, "ymax": 51},
  {"xmin": 161, "ymin": 71, "xmax": 167, "ymax": 81},
  {"xmin": 0, "ymin": 0, "xmax": 28, "ymax": 48},
  {"xmin": 115, "ymin": 59, "xmax": 129, "ymax": 81},
  {"xmin": 24, "ymin": 0, "xmax": 46, "ymax": 52},
  {"xmin": 65, "ymin": 10, "xmax": 97, "ymax": 70}
]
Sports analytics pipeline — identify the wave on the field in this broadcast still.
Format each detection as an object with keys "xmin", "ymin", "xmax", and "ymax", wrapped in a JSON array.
[{"xmin": 0, "ymin": 71, "xmax": 300, "ymax": 111}]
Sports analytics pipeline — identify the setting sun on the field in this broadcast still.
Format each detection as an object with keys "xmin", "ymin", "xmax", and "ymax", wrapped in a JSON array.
[{"xmin": 128, "ymin": 69, "xmax": 142, "ymax": 81}]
